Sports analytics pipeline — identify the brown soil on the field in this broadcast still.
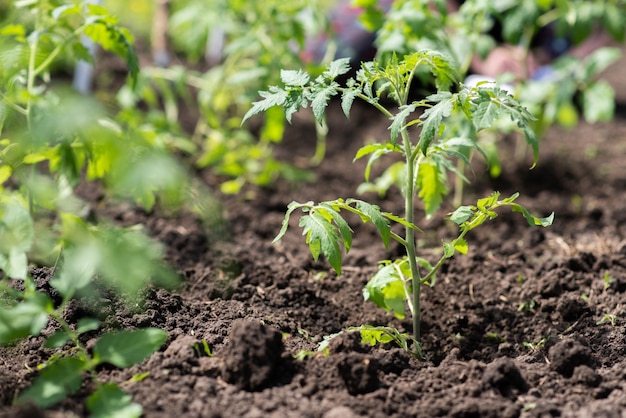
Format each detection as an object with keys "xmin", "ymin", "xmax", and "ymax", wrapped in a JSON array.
[{"xmin": 2, "ymin": 58, "xmax": 626, "ymax": 418}]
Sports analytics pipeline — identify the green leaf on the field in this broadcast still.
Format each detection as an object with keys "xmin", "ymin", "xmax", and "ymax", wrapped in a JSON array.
[
  {"xmin": 472, "ymin": 91, "xmax": 502, "ymax": 131},
  {"xmin": 363, "ymin": 263, "xmax": 407, "ymax": 319},
  {"xmin": 359, "ymin": 326, "xmax": 394, "ymax": 345},
  {"xmin": 419, "ymin": 92, "xmax": 453, "ymax": 153},
  {"xmin": 273, "ymin": 201, "xmax": 304, "ymax": 244},
  {"xmin": 0, "ymin": 293, "xmax": 51, "ymax": 344},
  {"xmin": 242, "ymin": 88, "xmax": 288, "ymax": 124},
  {"xmin": 510, "ymin": 205, "xmax": 554, "ymax": 227},
  {"xmin": 454, "ymin": 238, "xmax": 468, "ymax": 254},
  {"xmin": 382, "ymin": 212, "xmax": 422, "ymax": 232},
  {"xmin": 449, "ymin": 205, "xmax": 474, "ymax": 225},
  {"xmin": 323, "ymin": 58, "xmax": 351, "ymax": 79},
  {"xmin": 390, "ymin": 103, "xmax": 417, "ymax": 143},
  {"xmin": 93, "ymin": 328, "xmax": 167, "ymax": 368},
  {"xmin": 87, "ymin": 383, "xmax": 143, "ymax": 418},
  {"xmin": 417, "ymin": 159, "xmax": 447, "ymax": 217},
  {"xmin": 320, "ymin": 203, "xmax": 353, "ymax": 252},
  {"xmin": 341, "ymin": 89, "xmax": 360, "ymax": 118},
  {"xmin": 310, "ymin": 85, "xmax": 337, "ymax": 123},
  {"xmin": 350, "ymin": 200, "xmax": 391, "ymax": 249},
  {"xmin": 354, "ymin": 143, "xmax": 401, "ymax": 182},
  {"xmin": 355, "ymin": 325, "xmax": 414, "ymax": 353},
  {"xmin": 299, "ymin": 212, "xmax": 343, "ymax": 274},
  {"xmin": 18, "ymin": 357, "xmax": 85, "ymax": 409},
  {"xmin": 583, "ymin": 81, "xmax": 615, "ymax": 123},
  {"xmin": 280, "ymin": 69, "xmax": 309, "ymax": 86}
]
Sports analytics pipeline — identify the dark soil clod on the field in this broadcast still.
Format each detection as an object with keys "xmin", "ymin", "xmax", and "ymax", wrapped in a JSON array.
[
  {"xmin": 481, "ymin": 357, "xmax": 529, "ymax": 399},
  {"xmin": 548, "ymin": 338, "xmax": 594, "ymax": 378},
  {"xmin": 220, "ymin": 320, "xmax": 288, "ymax": 391},
  {"xmin": 337, "ymin": 353, "xmax": 380, "ymax": 395}
]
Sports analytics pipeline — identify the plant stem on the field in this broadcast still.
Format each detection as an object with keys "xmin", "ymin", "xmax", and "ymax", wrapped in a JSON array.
[
  {"xmin": 311, "ymin": 114, "xmax": 328, "ymax": 166},
  {"xmin": 400, "ymin": 128, "xmax": 422, "ymax": 347}
]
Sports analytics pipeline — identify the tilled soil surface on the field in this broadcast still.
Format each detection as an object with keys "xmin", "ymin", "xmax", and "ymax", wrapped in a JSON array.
[{"xmin": 2, "ymin": 61, "xmax": 626, "ymax": 418}]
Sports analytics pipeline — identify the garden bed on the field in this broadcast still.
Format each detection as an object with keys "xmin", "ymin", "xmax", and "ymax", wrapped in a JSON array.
[{"xmin": 2, "ymin": 57, "xmax": 626, "ymax": 418}]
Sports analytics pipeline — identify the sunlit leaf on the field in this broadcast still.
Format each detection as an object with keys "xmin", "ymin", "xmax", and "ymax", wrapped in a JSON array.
[
  {"xmin": 350, "ymin": 199, "xmax": 391, "ymax": 248},
  {"xmin": 417, "ymin": 159, "xmax": 447, "ymax": 217},
  {"xmin": 300, "ymin": 212, "xmax": 343, "ymax": 274},
  {"xmin": 363, "ymin": 263, "xmax": 407, "ymax": 319}
]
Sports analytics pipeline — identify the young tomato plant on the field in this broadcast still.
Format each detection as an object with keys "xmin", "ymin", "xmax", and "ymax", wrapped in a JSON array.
[{"xmin": 244, "ymin": 51, "xmax": 553, "ymax": 356}]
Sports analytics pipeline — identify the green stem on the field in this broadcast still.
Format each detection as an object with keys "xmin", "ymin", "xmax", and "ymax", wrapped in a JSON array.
[
  {"xmin": 311, "ymin": 114, "xmax": 328, "ymax": 166},
  {"xmin": 33, "ymin": 25, "xmax": 87, "ymax": 78},
  {"xmin": 26, "ymin": 23, "xmax": 40, "ymax": 215},
  {"xmin": 400, "ymin": 128, "xmax": 421, "ymax": 347}
]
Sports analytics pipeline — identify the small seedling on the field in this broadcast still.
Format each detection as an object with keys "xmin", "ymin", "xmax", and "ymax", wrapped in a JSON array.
[
  {"xmin": 192, "ymin": 340, "xmax": 213, "ymax": 357},
  {"xmin": 602, "ymin": 271, "xmax": 613, "ymax": 292},
  {"xmin": 518, "ymin": 299, "xmax": 537, "ymax": 313},
  {"xmin": 596, "ymin": 313, "xmax": 617, "ymax": 326},
  {"xmin": 245, "ymin": 51, "xmax": 552, "ymax": 357},
  {"xmin": 522, "ymin": 337, "xmax": 549, "ymax": 352},
  {"xmin": 486, "ymin": 332, "xmax": 505, "ymax": 343}
]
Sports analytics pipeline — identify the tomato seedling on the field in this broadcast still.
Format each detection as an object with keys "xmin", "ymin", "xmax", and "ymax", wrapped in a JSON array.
[{"xmin": 245, "ymin": 51, "xmax": 553, "ymax": 356}]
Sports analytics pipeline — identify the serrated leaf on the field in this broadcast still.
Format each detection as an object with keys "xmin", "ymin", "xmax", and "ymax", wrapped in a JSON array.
[
  {"xmin": 363, "ymin": 264, "xmax": 407, "ymax": 319},
  {"xmin": 320, "ymin": 203, "xmax": 353, "ymax": 252},
  {"xmin": 472, "ymin": 94, "xmax": 502, "ymax": 131},
  {"xmin": 382, "ymin": 212, "xmax": 422, "ymax": 232},
  {"xmin": 311, "ymin": 85, "xmax": 337, "ymax": 123},
  {"xmin": 93, "ymin": 328, "xmax": 167, "ymax": 368},
  {"xmin": 299, "ymin": 212, "xmax": 343, "ymax": 274},
  {"xmin": 359, "ymin": 326, "xmax": 394, "ymax": 345},
  {"xmin": 419, "ymin": 94, "xmax": 453, "ymax": 153},
  {"xmin": 323, "ymin": 58, "xmax": 351, "ymax": 79},
  {"xmin": 242, "ymin": 88, "xmax": 288, "ymax": 124},
  {"xmin": 18, "ymin": 357, "xmax": 85, "ymax": 409},
  {"xmin": 443, "ymin": 241, "xmax": 455, "ymax": 258},
  {"xmin": 417, "ymin": 159, "xmax": 447, "ymax": 217},
  {"xmin": 454, "ymin": 237, "xmax": 468, "ymax": 254},
  {"xmin": 390, "ymin": 103, "xmax": 416, "ymax": 143},
  {"xmin": 87, "ymin": 383, "xmax": 143, "ymax": 418},
  {"xmin": 350, "ymin": 200, "xmax": 391, "ymax": 248},
  {"xmin": 341, "ymin": 89, "xmax": 360, "ymax": 118},
  {"xmin": 280, "ymin": 69, "xmax": 310, "ymax": 86}
]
